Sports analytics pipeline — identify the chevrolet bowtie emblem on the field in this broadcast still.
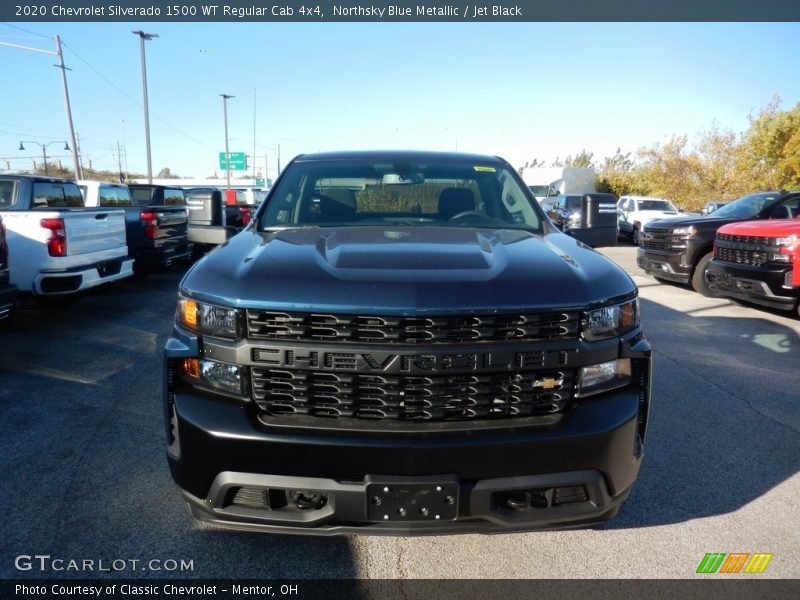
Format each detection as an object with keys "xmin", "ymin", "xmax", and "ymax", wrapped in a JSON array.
[{"xmin": 534, "ymin": 377, "xmax": 562, "ymax": 390}]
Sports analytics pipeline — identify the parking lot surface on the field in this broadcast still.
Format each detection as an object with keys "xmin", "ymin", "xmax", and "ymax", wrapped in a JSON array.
[{"xmin": 1, "ymin": 246, "xmax": 798, "ymax": 579}]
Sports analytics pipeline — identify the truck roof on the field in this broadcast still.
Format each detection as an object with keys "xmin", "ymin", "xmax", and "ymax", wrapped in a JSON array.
[{"xmin": 292, "ymin": 150, "xmax": 506, "ymax": 164}]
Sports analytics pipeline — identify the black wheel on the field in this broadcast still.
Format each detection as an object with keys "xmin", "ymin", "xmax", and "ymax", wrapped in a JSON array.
[
  {"xmin": 631, "ymin": 227, "xmax": 640, "ymax": 246},
  {"xmin": 691, "ymin": 252, "xmax": 718, "ymax": 297}
]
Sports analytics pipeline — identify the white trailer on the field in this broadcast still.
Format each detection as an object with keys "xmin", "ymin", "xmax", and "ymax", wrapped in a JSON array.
[{"xmin": 521, "ymin": 167, "xmax": 597, "ymax": 200}]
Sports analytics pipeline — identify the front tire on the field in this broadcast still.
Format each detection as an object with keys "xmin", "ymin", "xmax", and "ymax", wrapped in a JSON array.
[{"xmin": 691, "ymin": 252, "xmax": 718, "ymax": 297}]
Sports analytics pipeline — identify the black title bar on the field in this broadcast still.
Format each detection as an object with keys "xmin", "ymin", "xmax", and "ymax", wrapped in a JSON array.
[{"xmin": 3, "ymin": 0, "xmax": 800, "ymax": 22}]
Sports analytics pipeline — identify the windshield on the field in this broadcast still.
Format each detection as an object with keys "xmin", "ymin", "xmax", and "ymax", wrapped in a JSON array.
[
  {"xmin": 563, "ymin": 196, "xmax": 582, "ymax": 210},
  {"xmin": 710, "ymin": 192, "xmax": 781, "ymax": 219},
  {"xmin": 528, "ymin": 185, "xmax": 550, "ymax": 197},
  {"xmin": 260, "ymin": 158, "xmax": 543, "ymax": 232},
  {"xmin": 639, "ymin": 200, "xmax": 676, "ymax": 212}
]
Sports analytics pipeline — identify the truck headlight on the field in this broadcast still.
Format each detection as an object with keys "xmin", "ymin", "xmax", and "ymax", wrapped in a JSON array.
[
  {"xmin": 672, "ymin": 226, "xmax": 696, "ymax": 237},
  {"xmin": 180, "ymin": 358, "xmax": 247, "ymax": 397},
  {"xmin": 577, "ymin": 359, "xmax": 632, "ymax": 397},
  {"xmin": 177, "ymin": 296, "xmax": 242, "ymax": 339},
  {"xmin": 584, "ymin": 299, "xmax": 639, "ymax": 341},
  {"xmin": 567, "ymin": 212, "xmax": 581, "ymax": 228}
]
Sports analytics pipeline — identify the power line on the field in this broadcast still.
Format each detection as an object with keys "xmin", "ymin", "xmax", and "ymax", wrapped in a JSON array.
[
  {"xmin": 0, "ymin": 22, "xmax": 52, "ymax": 40},
  {"xmin": 62, "ymin": 40, "xmax": 217, "ymax": 152}
]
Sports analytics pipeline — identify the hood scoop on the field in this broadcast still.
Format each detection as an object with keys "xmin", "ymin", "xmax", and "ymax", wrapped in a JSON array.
[{"xmin": 313, "ymin": 228, "xmax": 505, "ymax": 281}]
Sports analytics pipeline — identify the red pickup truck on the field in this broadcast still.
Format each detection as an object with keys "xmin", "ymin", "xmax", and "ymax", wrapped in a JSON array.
[{"xmin": 705, "ymin": 219, "xmax": 799, "ymax": 317}]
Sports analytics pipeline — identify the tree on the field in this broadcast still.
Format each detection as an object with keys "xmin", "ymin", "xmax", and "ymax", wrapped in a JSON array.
[
  {"xmin": 157, "ymin": 167, "xmax": 179, "ymax": 179},
  {"xmin": 596, "ymin": 148, "xmax": 649, "ymax": 198},
  {"xmin": 564, "ymin": 149, "xmax": 594, "ymax": 169},
  {"xmin": 738, "ymin": 98, "xmax": 800, "ymax": 190}
]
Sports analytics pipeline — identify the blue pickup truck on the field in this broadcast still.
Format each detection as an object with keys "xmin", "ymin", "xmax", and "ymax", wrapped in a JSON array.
[{"xmin": 163, "ymin": 150, "xmax": 652, "ymax": 535}]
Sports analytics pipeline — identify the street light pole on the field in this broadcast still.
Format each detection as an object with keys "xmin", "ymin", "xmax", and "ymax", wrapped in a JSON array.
[
  {"xmin": 132, "ymin": 30, "xmax": 158, "ymax": 184},
  {"xmin": 19, "ymin": 141, "xmax": 70, "ymax": 176},
  {"xmin": 221, "ymin": 93, "xmax": 234, "ymax": 191}
]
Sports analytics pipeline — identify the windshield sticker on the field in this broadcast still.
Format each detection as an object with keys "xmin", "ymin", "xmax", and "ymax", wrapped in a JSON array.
[{"xmin": 473, "ymin": 166, "xmax": 496, "ymax": 172}]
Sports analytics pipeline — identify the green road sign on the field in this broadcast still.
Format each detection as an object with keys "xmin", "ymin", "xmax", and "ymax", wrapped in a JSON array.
[
  {"xmin": 219, "ymin": 152, "xmax": 247, "ymax": 170},
  {"xmin": 255, "ymin": 177, "xmax": 265, "ymax": 186}
]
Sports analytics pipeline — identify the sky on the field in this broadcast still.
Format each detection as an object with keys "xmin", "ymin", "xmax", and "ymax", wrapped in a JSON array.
[{"xmin": 1, "ymin": 21, "xmax": 799, "ymax": 181}]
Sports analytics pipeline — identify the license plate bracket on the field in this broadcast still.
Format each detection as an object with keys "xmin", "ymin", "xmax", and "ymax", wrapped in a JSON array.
[{"xmin": 365, "ymin": 475, "xmax": 459, "ymax": 522}]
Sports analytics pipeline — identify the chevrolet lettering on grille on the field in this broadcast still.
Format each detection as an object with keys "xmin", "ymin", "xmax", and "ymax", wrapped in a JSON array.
[{"xmin": 251, "ymin": 346, "xmax": 568, "ymax": 373}]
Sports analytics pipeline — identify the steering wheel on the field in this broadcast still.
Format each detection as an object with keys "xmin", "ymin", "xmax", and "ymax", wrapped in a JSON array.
[{"xmin": 448, "ymin": 211, "xmax": 485, "ymax": 221}]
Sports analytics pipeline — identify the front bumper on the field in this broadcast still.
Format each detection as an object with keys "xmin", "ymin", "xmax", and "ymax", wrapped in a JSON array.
[
  {"xmin": 637, "ymin": 248, "xmax": 690, "ymax": 283},
  {"xmin": 705, "ymin": 259, "xmax": 798, "ymax": 310},
  {"xmin": 164, "ymin": 333, "xmax": 652, "ymax": 534},
  {"xmin": 32, "ymin": 257, "xmax": 134, "ymax": 295}
]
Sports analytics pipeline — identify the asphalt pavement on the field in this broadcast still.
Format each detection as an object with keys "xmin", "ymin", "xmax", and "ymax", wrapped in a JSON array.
[{"xmin": 1, "ymin": 245, "xmax": 798, "ymax": 579}]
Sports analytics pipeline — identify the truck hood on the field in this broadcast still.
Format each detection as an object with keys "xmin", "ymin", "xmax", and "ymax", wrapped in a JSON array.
[
  {"xmin": 718, "ymin": 219, "xmax": 800, "ymax": 237},
  {"xmin": 646, "ymin": 214, "xmax": 744, "ymax": 229},
  {"xmin": 635, "ymin": 210, "xmax": 679, "ymax": 219},
  {"xmin": 181, "ymin": 227, "xmax": 635, "ymax": 313}
]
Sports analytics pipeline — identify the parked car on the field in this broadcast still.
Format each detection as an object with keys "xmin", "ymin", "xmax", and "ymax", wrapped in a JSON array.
[
  {"xmin": 702, "ymin": 201, "xmax": 729, "ymax": 215},
  {"xmin": 0, "ymin": 215, "xmax": 18, "ymax": 320},
  {"xmin": 164, "ymin": 150, "xmax": 652, "ymax": 535},
  {"xmin": 545, "ymin": 193, "xmax": 583, "ymax": 230},
  {"xmin": 79, "ymin": 180, "xmax": 192, "ymax": 275},
  {"xmin": 706, "ymin": 218, "xmax": 800, "ymax": 317},
  {"xmin": 616, "ymin": 196, "xmax": 681, "ymax": 245},
  {"xmin": 0, "ymin": 175, "xmax": 133, "ymax": 302},
  {"xmin": 637, "ymin": 190, "xmax": 798, "ymax": 296}
]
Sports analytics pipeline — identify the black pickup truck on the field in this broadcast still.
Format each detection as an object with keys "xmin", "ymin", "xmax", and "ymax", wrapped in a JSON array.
[
  {"xmin": 637, "ymin": 191, "xmax": 799, "ymax": 295},
  {"xmin": 81, "ymin": 181, "xmax": 192, "ymax": 275},
  {"xmin": 164, "ymin": 150, "xmax": 652, "ymax": 535},
  {"xmin": 123, "ymin": 184, "xmax": 192, "ymax": 272},
  {"xmin": 0, "ymin": 215, "xmax": 18, "ymax": 320}
]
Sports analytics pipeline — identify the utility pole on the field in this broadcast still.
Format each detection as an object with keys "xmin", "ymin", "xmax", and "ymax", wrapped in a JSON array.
[
  {"xmin": 0, "ymin": 36, "xmax": 81, "ymax": 179},
  {"xmin": 54, "ymin": 35, "xmax": 82, "ymax": 179},
  {"xmin": 221, "ymin": 93, "xmax": 234, "ymax": 191},
  {"xmin": 132, "ymin": 30, "xmax": 157, "ymax": 184}
]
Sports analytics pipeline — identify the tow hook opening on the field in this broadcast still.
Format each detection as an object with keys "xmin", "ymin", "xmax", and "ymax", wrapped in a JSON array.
[
  {"xmin": 291, "ymin": 490, "xmax": 328, "ymax": 510},
  {"xmin": 497, "ymin": 485, "xmax": 589, "ymax": 512},
  {"xmin": 504, "ymin": 489, "xmax": 553, "ymax": 511}
]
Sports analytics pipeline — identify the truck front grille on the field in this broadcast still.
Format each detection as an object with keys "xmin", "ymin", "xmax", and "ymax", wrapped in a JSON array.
[
  {"xmin": 715, "ymin": 234, "xmax": 771, "ymax": 266},
  {"xmin": 251, "ymin": 368, "xmax": 574, "ymax": 421},
  {"xmin": 641, "ymin": 227, "xmax": 678, "ymax": 252},
  {"xmin": 246, "ymin": 310, "xmax": 580, "ymax": 344}
]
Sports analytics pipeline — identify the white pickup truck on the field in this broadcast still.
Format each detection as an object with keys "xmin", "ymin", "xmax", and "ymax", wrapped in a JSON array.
[
  {"xmin": 0, "ymin": 175, "xmax": 134, "ymax": 300},
  {"xmin": 617, "ymin": 195, "xmax": 681, "ymax": 245}
]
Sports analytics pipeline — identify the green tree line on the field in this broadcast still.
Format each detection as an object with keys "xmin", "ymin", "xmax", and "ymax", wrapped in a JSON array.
[{"xmin": 523, "ymin": 99, "xmax": 800, "ymax": 211}]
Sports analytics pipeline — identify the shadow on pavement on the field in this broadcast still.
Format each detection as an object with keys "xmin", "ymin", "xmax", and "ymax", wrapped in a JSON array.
[{"xmin": 608, "ymin": 297, "xmax": 800, "ymax": 529}]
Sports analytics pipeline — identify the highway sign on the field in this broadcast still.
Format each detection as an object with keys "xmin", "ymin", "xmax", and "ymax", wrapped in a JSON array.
[{"xmin": 219, "ymin": 152, "xmax": 247, "ymax": 170}]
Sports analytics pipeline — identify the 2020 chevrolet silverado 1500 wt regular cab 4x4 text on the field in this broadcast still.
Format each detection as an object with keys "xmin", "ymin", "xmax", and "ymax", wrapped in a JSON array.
[
  {"xmin": 79, "ymin": 180, "xmax": 191, "ymax": 275},
  {"xmin": 0, "ymin": 175, "xmax": 133, "ymax": 300},
  {"xmin": 706, "ymin": 218, "xmax": 800, "ymax": 317},
  {"xmin": 637, "ymin": 191, "xmax": 798, "ymax": 296},
  {"xmin": 164, "ymin": 151, "xmax": 652, "ymax": 535}
]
